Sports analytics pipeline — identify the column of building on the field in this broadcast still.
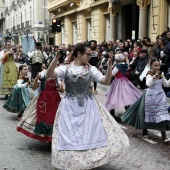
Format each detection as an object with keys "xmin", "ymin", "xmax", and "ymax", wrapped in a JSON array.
[
  {"xmin": 137, "ymin": 0, "xmax": 151, "ymax": 39},
  {"xmin": 108, "ymin": 1, "xmax": 119, "ymax": 41}
]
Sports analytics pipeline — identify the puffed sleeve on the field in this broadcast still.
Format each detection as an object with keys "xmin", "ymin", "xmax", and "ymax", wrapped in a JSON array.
[
  {"xmin": 91, "ymin": 66, "xmax": 104, "ymax": 83},
  {"xmin": 112, "ymin": 67, "xmax": 119, "ymax": 76},
  {"xmin": 54, "ymin": 65, "xmax": 67, "ymax": 80},
  {"xmin": 162, "ymin": 76, "xmax": 170, "ymax": 87},
  {"xmin": 28, "ymin": 51, "xmax": 34, "ymax": 58},
  {"xmin": 17, "ymin": 79, "xmax": 27, "ymax": 88},
  {"xmin": 146, "ymin": 74, "xmax": 155, "ymax": 87}
]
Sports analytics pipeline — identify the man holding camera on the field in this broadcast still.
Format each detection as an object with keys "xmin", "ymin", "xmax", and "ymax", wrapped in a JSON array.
[{"xmin": 28, "ymin": 42, "xmax": 48, "ymax": 82}]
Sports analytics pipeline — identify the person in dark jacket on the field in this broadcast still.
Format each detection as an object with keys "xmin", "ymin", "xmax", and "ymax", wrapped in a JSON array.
[
  {"xmin": 132, "ymin": 49, "xmax": 149, "ymax": 89},
  {"xmin": 126, "ymin": 51, "xmax": 140, "ymax": 81},
  {"xmin": 162, "ymin": 31, "xmax": 170, "ymax": 73}
]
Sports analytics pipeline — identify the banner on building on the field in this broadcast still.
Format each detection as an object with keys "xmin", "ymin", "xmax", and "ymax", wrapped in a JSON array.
[{"xmin": 21, "ymin": 36, "xmax": 35, "ymax": 54}]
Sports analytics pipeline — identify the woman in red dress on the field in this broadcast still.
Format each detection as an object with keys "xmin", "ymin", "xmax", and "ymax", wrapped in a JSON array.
[{"xmin": 17, "ymin": 64, "xmax": 64, "ymax": 142}]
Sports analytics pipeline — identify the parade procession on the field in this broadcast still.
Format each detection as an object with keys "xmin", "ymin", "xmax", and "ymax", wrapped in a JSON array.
[{"xmin": 0, "ymin": 0, "xmax": 170, "ymax": 170}]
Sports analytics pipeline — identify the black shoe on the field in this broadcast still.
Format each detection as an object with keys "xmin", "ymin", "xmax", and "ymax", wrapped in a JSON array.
[
  {"xmin": 162, "ymin": 137, "xmax": 170, "ymax": 143},
  {"xmin": 110, "ymin": 109, "xmax": 115, "ymax": 117},
  {"xmin": 125, "ymin": 105, "xmax": 130, "ymax": 110},
  {"xmin": 4, "ymin": 95, "xmax": 8, "ymax": 100},
  {"xmin": 142, "ymin": 130, "xmax": 149, "ymax": 138}
]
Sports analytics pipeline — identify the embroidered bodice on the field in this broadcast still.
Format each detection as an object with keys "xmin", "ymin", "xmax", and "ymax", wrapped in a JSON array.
[
  {"xmin": 115, "ymin": 71, "xmax": 126, "ymax": 79},
  {"xmin": 65, "ymin": 67, "xmax": 93, "ymax": 106}
]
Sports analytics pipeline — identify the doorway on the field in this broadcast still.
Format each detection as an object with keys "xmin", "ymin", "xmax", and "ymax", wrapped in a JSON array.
[{"xmin": 122, "ymin": 3, "xmax": 139, "ymax": 40}]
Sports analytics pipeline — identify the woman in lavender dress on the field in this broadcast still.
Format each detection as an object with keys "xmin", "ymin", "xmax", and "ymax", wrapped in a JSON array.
[
  {"xmin": 105, "ymin": 53, "xmax": 142, "ymax": 116},
  {"xmin": 121, "ymin": 58, "xmax": 170, "ymax": 143},
  {"xmin": 47, "ymin": 44, "xmax": 129, "ymax": 170}
]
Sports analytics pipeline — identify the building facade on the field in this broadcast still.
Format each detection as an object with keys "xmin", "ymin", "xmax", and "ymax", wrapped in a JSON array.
[
  {"xmin": 48, "ymin": 0, "xmax": 170, "ymax": 45},
  {"xmin": 0, "ymin": 0, "xmax": 51, "ymax": 46}
]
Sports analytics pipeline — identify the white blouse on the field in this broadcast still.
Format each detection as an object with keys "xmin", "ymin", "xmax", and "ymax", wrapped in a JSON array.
[
  {"xmin": 17, "ymin": 79, "xmax": 27, "ymax": 88},
  {"xmin": 54, "ymin": 63, "xmax": 104, "ymax": 83},
  {"xmin": 146, "ymin": 74, "xmax": 170, "ymax": 88}
]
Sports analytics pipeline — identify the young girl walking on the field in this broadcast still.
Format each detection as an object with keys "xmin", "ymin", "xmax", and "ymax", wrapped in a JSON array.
[
  {"xmin": 121, "ymin": 57, "xmax": 170, "ymax": 142},
  {"xmin": 105, "ymin": 53, "xmax": 142, "ymax": 117},
  {"xmin": 3, "ymin": 65, "xmax": 30, "ymax": 119}
]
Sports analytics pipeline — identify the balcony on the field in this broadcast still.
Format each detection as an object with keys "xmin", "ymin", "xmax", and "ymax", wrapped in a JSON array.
[
  {"xmin": 21, "ymin": 23, "xmax": 25, "ymax": 29},
  {"xmin": 5, "ymin": 7, "xmax": 10, "ymax": 15},
  {"xmin": 12, "ymin": 1, "xmax": 17, "ymax": 10},
  {"xmin": 25, "ymin": 20, "xmax": 32, "ymax": 28},
  {"xmin": 17, "ymin": 0, "xmax": 22, "ymax": 7},
  {"xmin": 13, "ymin": 26, "xmax": 16, "ymax": 33},
  {"xmin": 1, "ymin": 12, "xmax": 5, "ymax": 19},
  {"xmin": 17, "ymin": 24, "xmax": 20, "ymax": 30},
  {"xmin": 48, "ymin": 0, "xmax": 80, "ymax": 13},
  {"xmin": 22, "ymin": 0, "xmax": 26, "ymax": 4},
  {"xmin": 6, "ymin": 29, "xmax": 9, "ymax": 34}
]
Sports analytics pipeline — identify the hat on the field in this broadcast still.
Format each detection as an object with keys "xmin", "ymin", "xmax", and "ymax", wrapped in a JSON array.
[
  {"xmin": 115, "ymin": 54, "xmax": 125, "ymax": 61},
  {"xmin": 140, "ymin": 49, "xmax": 148, "ymax": 54}
]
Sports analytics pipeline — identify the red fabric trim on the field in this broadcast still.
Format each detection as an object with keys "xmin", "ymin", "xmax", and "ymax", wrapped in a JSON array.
[{"xmin": 16, "ymin": 126, "xmax": 52, "ymax": 142}]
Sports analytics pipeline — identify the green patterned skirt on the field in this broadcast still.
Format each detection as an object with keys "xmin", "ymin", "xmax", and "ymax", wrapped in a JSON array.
[
  {"xmin": 3, "ymin": 85, "xmax": 30, "ymax": 116},
  {"xmin": 120, "ymin": 92, "xmax": 170, "ymax": 131}
]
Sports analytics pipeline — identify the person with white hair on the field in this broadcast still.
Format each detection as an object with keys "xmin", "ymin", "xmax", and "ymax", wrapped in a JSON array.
[{"xmin": 105, "ymin": 53, "xmax": 142, "ymax": 118}]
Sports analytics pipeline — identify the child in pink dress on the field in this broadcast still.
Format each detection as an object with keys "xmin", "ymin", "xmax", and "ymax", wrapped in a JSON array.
[{"xmin": 105, "ymin": 53, "xmax": 142, "ymax": 117}]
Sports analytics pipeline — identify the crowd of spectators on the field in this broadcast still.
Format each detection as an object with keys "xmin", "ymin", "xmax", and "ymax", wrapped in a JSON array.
[{"xmin": 1, "ymin": 26, "xmax": 170, "ymax": 90}]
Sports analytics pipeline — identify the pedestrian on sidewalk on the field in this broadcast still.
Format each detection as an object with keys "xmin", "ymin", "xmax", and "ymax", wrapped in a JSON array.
[
  {"xmin": 105, "ymin": 53, "xmax": 142, "ymax": 118},
  {"xmin": 3, "ymin": 65, "xmax": 30, "ymax": 120},
  {"xmin": 121, "ymin": 57, "xmax": 170, "ymax": 143},
  {"xmin": 16, "ymin": 63, "xmax": 63, "ymax": 142},
  {"xmin": 47, "ymin": 43, "xmax": 129, "ymax": 170},
  {"xmin": 0, "ymin": 42, "xmax": 18, "ymax": 99}
]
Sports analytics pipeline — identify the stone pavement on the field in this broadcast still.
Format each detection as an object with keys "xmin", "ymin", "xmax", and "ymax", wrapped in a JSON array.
[{"xmin": 0, "ymin": 63, "xmax": 170, "ymax": 170}]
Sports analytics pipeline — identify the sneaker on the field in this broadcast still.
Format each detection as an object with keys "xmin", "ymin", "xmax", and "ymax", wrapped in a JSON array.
[{"xmin": 162, "ymin": 137, "xmax": 170, "ymax": 143}]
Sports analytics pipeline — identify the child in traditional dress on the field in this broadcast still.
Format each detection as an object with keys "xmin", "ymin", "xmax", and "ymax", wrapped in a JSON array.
[
  {"xmin": 121, "ymin": 57, "xmax": 170, "ymax": 143},
  {"xmin": 105, "ymin": 53, "xmax": 142, "ymax": 117},
  {"xmin": 16, "ymin": 63, "xmax": 63, "ymax": 142},
  {"xmin": 3, "ymin": 65, "xmax": 30, "ymax": 120}
]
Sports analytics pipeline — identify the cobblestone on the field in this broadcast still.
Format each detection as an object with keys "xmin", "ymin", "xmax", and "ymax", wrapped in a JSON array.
[{"xmin": 0, "ymin": 76, "xmax": 170, "ymax": 169}]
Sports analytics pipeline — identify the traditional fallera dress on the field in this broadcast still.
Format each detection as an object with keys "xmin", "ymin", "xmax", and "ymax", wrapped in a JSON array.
[
  {"xmin": 3, "ymin": 78, "xmax": 30, "ymax": 118},
  {"xmin": 16, "ymin": 72, "xmax": 61, "ymax": 142},
  {"xmin": 52, "ymin": 62, "xmax": 129, "ymax": 170},
  {"xmin": 105, "ymin": 63, "xmax": 142, "ymax": 110},
  {"xmin": 0, "ymin": 51, "xmax": 18, "ymax": 95},
  {"xmin": 121, "ymin": 73, "xmax": 170, "ymax": 131}
]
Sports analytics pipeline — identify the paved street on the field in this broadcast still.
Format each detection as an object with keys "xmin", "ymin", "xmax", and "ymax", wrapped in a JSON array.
[{"xmin": 0, "ymin": 78, "xmax": 170, "ymax": 170}]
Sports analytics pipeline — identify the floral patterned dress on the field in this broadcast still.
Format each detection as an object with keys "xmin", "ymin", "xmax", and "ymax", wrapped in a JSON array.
[{"xmin": 52, "ymin": 62, "xmax": 129, "ymax": 170}]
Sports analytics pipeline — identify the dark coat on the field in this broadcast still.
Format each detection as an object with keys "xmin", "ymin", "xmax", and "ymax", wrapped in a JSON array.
[{"xmin": 135, "ymin": 55, "xmax": 149, "ymax": 74}]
